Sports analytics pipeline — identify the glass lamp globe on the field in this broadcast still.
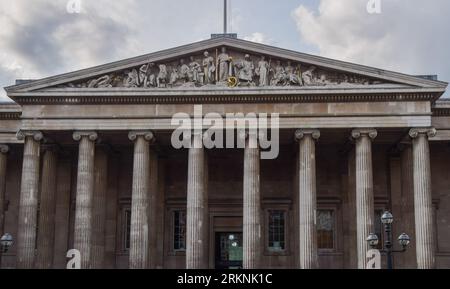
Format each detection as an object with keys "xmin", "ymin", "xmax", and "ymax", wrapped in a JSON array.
[
  {"xmin": 398, "ymin": 233, "xmax": 411, "ymax": 247},
  {"xmin": 367, "ymin": 233, "xmax": 379, "ymax": 247},
  {"xmin": 0, "ymin": 233, "xmax": 13, "ymax": 252},
  {"xmin": 381, "ymin": 211, "xmax": 394, "ymax": 224}
]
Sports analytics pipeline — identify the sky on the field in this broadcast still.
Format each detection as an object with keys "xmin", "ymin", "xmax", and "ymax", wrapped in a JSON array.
[{"xmin": 1, "ymin": 0, "xmax": 450, "ymax": 101}]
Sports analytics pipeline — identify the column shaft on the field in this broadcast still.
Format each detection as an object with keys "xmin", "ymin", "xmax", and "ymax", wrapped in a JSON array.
[
  {"xmin": 92, "ymin": 148, "xmax": 108, "ymax": 269},
  {"xmin": 0, "ymin": 145, "xmax": 9, "ymax": 239},
  {"xmin": 36, "ymin": 148, "xmax": 58, "ymax": 269},
  {"xmin": 16, "ymin": 131, "xmax": 42, "ymax": 269},
  {"xmin": 73, "ymin": 132, "xmax": 97, "ymax": 269},
  {"xmin": 186, "ymin": 132, "xmax": 208, "ymax": 269},
  {"xmin": 352, "ymin": 129, "xmax": 377, "ymax": 269},
  {"xmin": 243, "ymin": 133, "xmax": 261, "ymax": 269},
  {"xmin": 296, "ymin": 130, "xmax": 320, "ymax": 269},
  {"xmin": 410, "ymin": 128, "xmax": 436, "ymax": 269},
  {"xmin": 129, "ymin": 131, "xmax": 154, "ymax": 269},
  {"xmin": 148, "ymin": 152, "xmax": 159, "ymax": 269}
]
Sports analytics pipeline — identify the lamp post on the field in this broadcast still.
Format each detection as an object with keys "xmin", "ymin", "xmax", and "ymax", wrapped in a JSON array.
[
  {"xmin": 0, "ymin": 233, "xmax": 14, "ymax": 269},
  {"xmin": 367, "ymin": 211, "xmax": 410, "ymax": 269}
]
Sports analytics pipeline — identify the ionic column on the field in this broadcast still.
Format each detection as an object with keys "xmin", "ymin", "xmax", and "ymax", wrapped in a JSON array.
[
  {"xmin": 351, "ymin": 129, "xmax": 377, "ymax": 269},
  {"xmin": 186, "ymin": 131, "xmax": 208, "ymax": 269},
  {"xmin": 295, "ymin": 129, "xmax": 320, "ymax": 269},
  {"xmin": 128, "ymin": 131, "xmax": 155, "ymax": 269},
  {"xmin": 243, "ymin": 132, "xmax": 261, "ymax": 269},
  {"xmin": 73, "ymin": 131, "xmax": 98, "ymax": 269},
  {"xmin": 0, "ymin": 145, "xmax": 9, "ymax": 239},
  {"xmin": 409, "ymin": 128, "xmax": 436, "ymax": 269},
  {"xmin": 91, "ymin": 148, "xmax": 108, "ymax": 269},
  {"xmin": 16, "ymin": 131, "xmax": 43, "ymax": 269},
  {"xmin": 36, "ymin": 146, "xmax": 58, "ymax": 269}
]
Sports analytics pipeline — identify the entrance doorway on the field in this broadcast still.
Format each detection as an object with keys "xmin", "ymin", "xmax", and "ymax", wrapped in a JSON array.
[{"xmin": 215, "ymin": 232, "xmax": 243, "ymax": 269}]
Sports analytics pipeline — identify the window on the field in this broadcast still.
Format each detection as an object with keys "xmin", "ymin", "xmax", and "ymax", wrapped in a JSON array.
[
  {"xmin": 123, "ymin": 209, "xmax": 132, "ymax": 250},
  {"xmin": 268, "ymin": 210, "xmax": 286, "ymax": 251},
  {"xmin": 174, "ymin": 210, "xmax": 186, "ymax": 251},
  {"xmin": 317, "ymin": 210, "xmax": 335, "ymax": 250}
]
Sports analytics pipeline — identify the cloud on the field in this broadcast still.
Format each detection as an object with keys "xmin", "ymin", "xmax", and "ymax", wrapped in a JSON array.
[
  {"xmin": 243, "ymin": 32, "xmax": 272, "ymax": 45},
  {"xmin": 0, "ymin": 0, "xmax": 140, "ymax": 101},
  {"xmin": 292, "ymin": 0, "xmax": 450, "ymax": 89},
  {"xmin": 0, "ymin": 0, "xmax": 226, "ymax": 101}
]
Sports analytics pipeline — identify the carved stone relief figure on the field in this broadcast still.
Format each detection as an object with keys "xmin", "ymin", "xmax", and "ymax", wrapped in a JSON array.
[
  {"xmin": 218, "ymin": 47, "xmax": 232, "ymax": 82},
  {"xmin": 302, "ymin": 66, "xmax": 317, "ymax": 86},
  {"xmin": 285, "ymin": 61, "xmax": 302, "ymax": 86},
  {"xmin": 271, "ymin": 60, "xmax": 287, "ymax": 86},
  {"xmin": 88, "ymin": 75, "xmax": 113, "ymax": 88},
  {"xmin": 138, "ymin": 64, "xmax": 149, "ymax": 87},
  {"xmin": 235, "ymin": 54, "xmax": 254, "ymax": 86},
  {"xmin": 170, "ymin": 67, "xmax": 179, "ymax": 86},
  {"xmin": 157, "ymin": 64, "xmax": 168, "ymax": 88},
  {"xmin": 178, "ymin": 59, "xmax": 190, "ymax": 83},
  {"xmin": 188, "ymin": 56, "xmax": 202, "ymax": 84},
  {"xmin": 59, "ymin": 47, "xmax": 383, "ymax": 89},
  {"xmin": 124, "ymin": 69, "xmax": 139, "ymax": 88},
  {"xmin": 256, "ymin": 56, "xmax": 270, "ymax": 86},
  {"xmin": 202, "ymin": 51, "xmax": 216, "ymax": 84}
]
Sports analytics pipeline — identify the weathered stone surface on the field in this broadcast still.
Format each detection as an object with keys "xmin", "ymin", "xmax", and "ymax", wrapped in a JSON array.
[
  {"xmin": 295, "ymin": 129, "xmax": 320, "ymax": 269},
  {"xmin": 243, "ymin": 132, "xmax": 261, "ymax": 269},
  {"xmin": 91, "ymin": 148, "xmax": 108, "ymax": 269},
  {"xmin": 351, "ymin": 129, "xmax": 377, "ymax": 269},
  {"xmin": 16, "ymin": 131, "xmax": 42, "ymax": 269},
  {"xmin": 409, "ymin": 128, "xmax": 437, "ymax": 269},
  {"xmin": 186, "ymin": 132, "xmax": 209, "ymax": 269},
  {"xmin": 36, "ymin": 147, "xmax": 58, "ymax": 269},
  {"xmin": 128, "ymin": 131, "xmax": 155, "ymax": 269},
  {"xmin": 73, "ymin": 131, "xmax": 98, "ymax": 269},
  {"xmin": 0, "ymin": 145, "xmax": 9, "ymax": 239}
]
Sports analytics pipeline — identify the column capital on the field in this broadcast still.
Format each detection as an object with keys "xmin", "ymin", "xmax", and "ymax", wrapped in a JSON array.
[
  {"xmin": 409, "ymin": 127, "xmax": 437, "ymax": 139},
  {"xmin": 351, "ymin": 128, "xmax": 377, "ymax": 140},
  {"xmin": 128, "ymin": 131, "xmax": 155, "ymax": 143},
  {"xmin": 73, "ymin": 131, "xmax": 98, "ymax": 142},
  {"xmin": 17, "ymin": 130, "xmax": 44, "ymax": 142},
  {"xmin": 0, "ymin": 144, "xmax": 9, "ymax": 154},
  {"xmin": 294, "ymin": 129, "xmax": 320, "ymax": 142}
]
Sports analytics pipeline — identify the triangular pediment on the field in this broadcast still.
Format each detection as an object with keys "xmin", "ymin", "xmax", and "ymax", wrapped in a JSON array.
[{"xmin": 5, "ymin": 37, "xmax": 448, "ymax": 95}]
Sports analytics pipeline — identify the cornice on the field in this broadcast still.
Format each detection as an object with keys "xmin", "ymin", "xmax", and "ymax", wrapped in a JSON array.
[
  {"xmin": 0, "ymin": 111, "xmax": 22, "ymax": 120},
  {"xmin": 432, "ymin": 100, "xmax": 450, "ymax": 116},
  {"xmin": 8, "ymin": 90, "xmax": 441, "ymax": 105}
]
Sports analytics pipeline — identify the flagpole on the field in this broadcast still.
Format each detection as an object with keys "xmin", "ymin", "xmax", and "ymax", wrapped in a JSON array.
[{"xmin": 224, "ymin": 0, "xmax": 228, "ymax": 34}]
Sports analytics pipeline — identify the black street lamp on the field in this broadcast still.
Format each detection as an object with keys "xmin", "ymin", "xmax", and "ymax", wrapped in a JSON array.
[
  {"xmin": 0, "ymin": 233, "xmax": 14, "ymax": 269},
  {"xmin": 367, "ymin": 211, "xmax": 411, "ymax": 269}
]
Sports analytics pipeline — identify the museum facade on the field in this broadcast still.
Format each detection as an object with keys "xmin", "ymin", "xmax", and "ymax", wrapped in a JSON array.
[{"xmin": 0, "ymin": 36, "xmax": 449, "ymax": 269}]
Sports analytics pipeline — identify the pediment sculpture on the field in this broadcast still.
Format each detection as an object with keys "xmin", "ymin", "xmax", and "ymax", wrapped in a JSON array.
[{"xmin": 58, "ymin": 47, "xmax": 387, "ymax": 89}]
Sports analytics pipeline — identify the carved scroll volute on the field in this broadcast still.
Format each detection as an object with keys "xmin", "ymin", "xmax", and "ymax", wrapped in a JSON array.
[
  {"xmin": 409, "ymin": 128, "xmax": 437, "ymax": 140},
  {"xmin": 16, "ymin": 130, "xmax": 44, "ymax": 142},
  {"xmin": 295, "ymin": 129, "xmax": 321, "ymax": 142},
  {"xmin": 128, "ymin": 131, "xmax": 156, "ymax": 143},
  {"xmin": 350, "ymin": 129, "xmax": 378, "ymax": 141}
]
